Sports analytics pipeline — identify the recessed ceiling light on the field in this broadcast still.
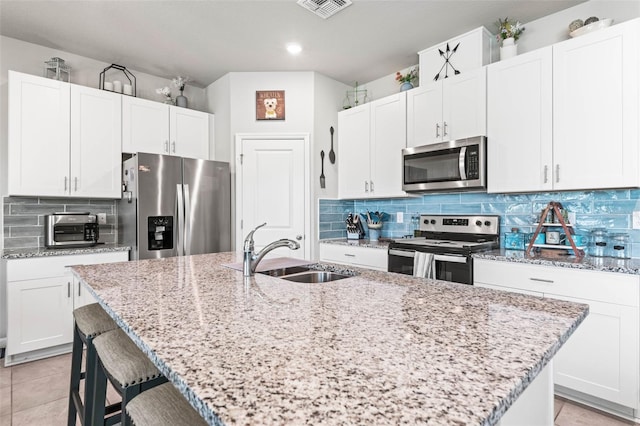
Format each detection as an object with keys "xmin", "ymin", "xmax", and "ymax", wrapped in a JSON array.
[{"xmin": 287, "ymin": 43, "xmax": 302, "ymax": 55}]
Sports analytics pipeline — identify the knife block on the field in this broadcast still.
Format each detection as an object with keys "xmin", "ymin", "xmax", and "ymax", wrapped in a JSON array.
[{"xmin": 347, "ymin": 231, "xmax": 362, "ymax": 240}]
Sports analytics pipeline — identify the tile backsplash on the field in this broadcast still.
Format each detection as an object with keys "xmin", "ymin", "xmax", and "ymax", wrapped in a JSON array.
[
  {"xmin": 3, "ymin": 197, "xmax": 117, "ymax": 250},
  {"xmin": 319, "ymin": 189, "xmax": 640, "ymax": 257}
]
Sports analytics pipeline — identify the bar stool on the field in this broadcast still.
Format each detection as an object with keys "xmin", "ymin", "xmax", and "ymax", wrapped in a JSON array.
[
  {"xmin": 67, "ymin": 303, "xmax": 118, "ymax": 426},
  {"xmin": 91, "ymin": 328, "xmax": 167, "ymax": 426},
  {"xmin": 126, "ymin": 382, "xmax": 208, "ymax": 426}
]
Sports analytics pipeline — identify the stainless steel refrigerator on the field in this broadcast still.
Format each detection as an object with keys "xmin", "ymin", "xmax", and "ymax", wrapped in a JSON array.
[{"xmin": 118, "ymin": 152, "xmax": 231, "ymax": 260}]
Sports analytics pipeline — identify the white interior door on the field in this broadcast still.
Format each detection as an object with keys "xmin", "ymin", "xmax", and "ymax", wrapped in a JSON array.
[{"xmin": 239, "ymin": 137, "xmax": 308, "ymax": 260}]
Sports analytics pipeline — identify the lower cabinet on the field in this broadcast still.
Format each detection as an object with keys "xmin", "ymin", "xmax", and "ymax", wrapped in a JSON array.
[
  {"xmin": 474, "ymin": 259, "xmax": 639, "ymax": 412},
  {"xmin": 319, "ymin": 243, "xmax": 388, "ymax": 272},
  {"xmin": 4, "ymin": 251, "xmax": 129, "ymax": 365}
]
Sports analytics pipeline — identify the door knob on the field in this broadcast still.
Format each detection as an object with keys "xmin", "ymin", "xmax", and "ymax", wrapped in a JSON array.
[{"xmin": 296, "ymin": 235, "xmax": 303, "ymax": 241}]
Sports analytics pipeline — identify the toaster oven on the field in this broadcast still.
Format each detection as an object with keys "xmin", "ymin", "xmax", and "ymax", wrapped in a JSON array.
[{"xmin": 45, "ymin": 212, "xmax": 99, "ymax": 248}]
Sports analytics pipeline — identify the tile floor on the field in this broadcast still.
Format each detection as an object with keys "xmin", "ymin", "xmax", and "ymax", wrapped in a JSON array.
[{"xmin": 0, "ymin": 353, "xmax": 637, "ymax": 425}]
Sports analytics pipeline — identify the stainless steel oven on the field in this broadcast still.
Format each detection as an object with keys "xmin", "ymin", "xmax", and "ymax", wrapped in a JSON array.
[
  {"xmin": 388, "ymin": 214, "xmax": 499, "ymax": 285},
  {"xmin": 402, "ymin": 136, "xmax": 486, "ymax": 193}
]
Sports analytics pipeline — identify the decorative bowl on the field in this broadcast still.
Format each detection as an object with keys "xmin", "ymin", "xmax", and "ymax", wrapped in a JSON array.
[{"xmin": 569, "ymin": 18, "xmax": 613, "ymax": 38}]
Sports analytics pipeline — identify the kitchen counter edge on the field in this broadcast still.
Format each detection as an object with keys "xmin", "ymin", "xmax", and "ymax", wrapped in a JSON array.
[
  {"xmin": 1, "ymin": 244, "xmax": 131, "ymax": 259},
  {"xmin": 319, "ymin": 238, "xmax": 390, "ymax": 249}
]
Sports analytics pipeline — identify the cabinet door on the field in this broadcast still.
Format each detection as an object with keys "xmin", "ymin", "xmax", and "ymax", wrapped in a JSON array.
[
  {"xmin": 553, "ymin": 20, "xmax": 639, "ymax": 190},
  {"xmin": 122, "ymin": 96, "xmax": 170, "ymax": 155},
  {"xmin": 487, "ymin": 48, "xmax": 553, "ymax": 193},
  {"xmin": 70, "ymin": 85, "xmax": 122, "ymax": 198},
  {"xmin": 338, "ymin": 104, "xmax": 371, "ymax": 199},
  {"xmin": 73, "ymin": 276, "xmax": 97, "ymax": 308},
  {"xmin": 169, "ymin": 107, "xmax": 210, "ymax": 159},
  {"xmin": 6, "ymin": 277, "xmax": 74, "ymax": 356},
  {"xmin": 370, "ymin": 93, "xmax": 407, "ymax": 198},
  {"xmin": 443, "ymin": 67, "xmax": 487, "ymax": 142},
  {"xmin": 8, "ymin": 71, "xmax": 70, "ymax": 197},
  {"xmin": 551, "ymin": 295, "xmax": 638, "ymax": 409},
  {"xmin": 406, "ymin": 82, "xmax": 443, "ymax": 147},
  {"xmin": 319, "ymin": 244, "xmax": 388, "ymax": 271}
]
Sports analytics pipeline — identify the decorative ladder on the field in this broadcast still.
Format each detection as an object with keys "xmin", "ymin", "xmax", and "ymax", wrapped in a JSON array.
[{"xmin": 526, "ymin": 201, "xmax": 584, "ymax": 258}]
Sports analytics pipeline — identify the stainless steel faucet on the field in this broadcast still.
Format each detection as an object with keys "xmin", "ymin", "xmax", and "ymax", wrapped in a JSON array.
[{"xmin": 243, "ymin": 223, "xmax": 300, "ymax": 276}]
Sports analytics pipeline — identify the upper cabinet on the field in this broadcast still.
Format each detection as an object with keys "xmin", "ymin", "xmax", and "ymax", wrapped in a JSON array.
[
  {"xmin": 8, "ymin": 71, "xmax": 122, "ymax": 198},
  {"xmin": 552, "ymin": 19, "xmax": 639, "ymax": 191},
  {"xmin": 338, "ymin": 93, "xmax": 407, "ymax": 199},
  {"xmin": 487, "ymin": 19, "xmax": 639, "ymax": 193},
  {"xmin": 487, "ymin": 47, "xmax": 553, "ymax": 193},
  {"xmin": 122, "ymin": 96, "xmax": 210, "ymax": 159},
  {"xmin": 407, "ymin": 67, "xmax": 487, "ymax": 147}
]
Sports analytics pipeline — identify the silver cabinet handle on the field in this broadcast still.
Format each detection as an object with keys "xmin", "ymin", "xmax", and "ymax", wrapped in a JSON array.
[
  {"xmin": 74, "ymin": 177, "xmax": 78, "ymax": 192},
  {"xmin": 172, "ymin": 141, "xmax": 176, "ymax": 153},
  {"xmin": 365, "ymin": 181, "xmax": 369, "ymax": 192},
  {"xmin": 529, "ymin": 277, "xmax": 554, "ymax": 283},
  {"xmin": 296, "ymin": 235, "xmax": 303, "ymax": 241},
  {"xmin": 370, "ymin": 181, "xmax": 374, "ymax": 192},
  {"xmin": 164, "ymin": 141, "xmax": 169, "ymax": 153},
  {"xmin": 555, "ymin": 165, "xmax": 560, "ymax": 183},
  {"xmin": 78, "ymin": 282, "xmax": 81, "ymax": 297},
  {"xmin": 543, "ymin": 165, "xmax": 548, "ymax": 183},
  {"xmin": 64, "ymin": 177, "xmax": 68, "ymax": 192},
  {"xmin": 67, "ymin": 282, "xmax": 71, "ymax": 298},
  {"xmin": 435, "ymin": 123, "xmax": 440, "ymax": 138},
  {"xmin": 344, "ymin": 253, "xmax": 356, "ymax": 257},
  {"xmin": 443, "ymin": 121, "xmax": 448, "ymax": 137}
]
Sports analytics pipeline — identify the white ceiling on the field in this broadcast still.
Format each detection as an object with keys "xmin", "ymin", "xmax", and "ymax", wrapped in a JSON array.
[{"xmin": 0, "ymin": 0, "xmax": 586, "ymax": 87}]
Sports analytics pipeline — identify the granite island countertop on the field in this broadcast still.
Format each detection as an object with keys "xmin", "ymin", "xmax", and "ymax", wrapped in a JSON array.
[
  {"xmin": 474, "ymin": 248, "xmax": 640, "ymax": 275},
  {"xmin": 71, "ymin": 252, "xmax": 588, "ymax": 426},
  {"xmin": 1, "ymin": 244, "xmax": 131, "ymax": 259}
]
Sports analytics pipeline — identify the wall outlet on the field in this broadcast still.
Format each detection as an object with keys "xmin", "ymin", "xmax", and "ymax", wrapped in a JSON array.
[
  {"xmin": 633, "ymin": 211, "xmax": 640, "ymax": 229},
  {"xmin": 97, "ymin": 213, "xmax": 107, "ymax": 225},
  {"xmin": 396, "ymin": 212, "xmax": 404, "ymax": 223}
]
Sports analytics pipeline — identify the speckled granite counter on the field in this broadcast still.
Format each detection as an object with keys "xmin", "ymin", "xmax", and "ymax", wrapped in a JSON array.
[
  {"xmin": 1, "ymin": 244, "xmax": 131, "ymax": 259},
  {"xmin": 71, "ymin": 252, "xmax": 588, "ymax": 426},
  {"xmin": 473, "ymin": 249, "xmax": 640, "ymax": 275},
  {"xmin": 319, "ymin": 238, "xmax": 390, "ymax": 249}
]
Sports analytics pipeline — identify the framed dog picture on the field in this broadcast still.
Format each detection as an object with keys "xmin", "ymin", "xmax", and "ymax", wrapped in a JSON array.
[{"xmin": 256, "ymin": 90, "xmax": 285, "ymax": 121}]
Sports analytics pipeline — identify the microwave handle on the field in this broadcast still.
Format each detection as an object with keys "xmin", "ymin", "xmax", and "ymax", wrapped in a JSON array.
[{"xmin": 458, "ymin": 146, "xmax": 467, "ymax": 180}]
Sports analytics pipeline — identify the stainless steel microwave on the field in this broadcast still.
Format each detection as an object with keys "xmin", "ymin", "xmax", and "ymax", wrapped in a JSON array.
[{"xmin": 402, "ymin": 136, "xmax": 487, "ymax": 192}]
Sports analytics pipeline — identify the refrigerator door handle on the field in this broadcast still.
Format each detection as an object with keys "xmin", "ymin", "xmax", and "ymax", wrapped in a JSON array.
[
  {"xmin": 183, "ymin": 184, "xmax": 191, "ymax": 256},
  {"xmin": 176, "ymin": 184, "xmax": 185, "ymax": 256}
]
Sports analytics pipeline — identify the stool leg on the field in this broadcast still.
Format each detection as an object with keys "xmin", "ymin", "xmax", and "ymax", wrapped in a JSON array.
[
  {"xmin": 83, "ymin": 336, "xmax": 97, "ymax": 423},
  {"xmin": 121, "ymin": 384, "xmax": 141, "ymax": 426},
  {"xmin": 91, "ymin": 358, "xmax": 108, "ymax": 426},
  {"xmin": 67, "ymin": 325, "xmax": 83, "ymax": 426}
]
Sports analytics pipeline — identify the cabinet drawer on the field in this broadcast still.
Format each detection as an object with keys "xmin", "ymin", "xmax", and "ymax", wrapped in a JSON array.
[
  {"xmin": 319, "ymin": 243, "xmax": 388, "ymax": 271},
  {"xmin": 7, "ymin": 251, "xmax": 128, "ymax": 281},
  {"xmin": 474, "ymin": 259, "xmax": 639, "ymax": 306}
]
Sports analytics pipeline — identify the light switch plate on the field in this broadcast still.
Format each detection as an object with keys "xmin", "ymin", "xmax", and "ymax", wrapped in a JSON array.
[
  {"xmin": 633, "ymin": 211, "xmax": 640, "ymax": 229},
  {"xmin": 396, "ymin": 212, "xmax": 403, "ymax": 223},
  {"xmin": 97, "ymin": 213, "xmax": 107, "ymax": 225}
]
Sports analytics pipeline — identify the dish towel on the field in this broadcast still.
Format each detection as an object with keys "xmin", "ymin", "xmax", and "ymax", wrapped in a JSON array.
[{"xmin": 413, "ymin": 252, "xmax": 435, "ymax": 279}]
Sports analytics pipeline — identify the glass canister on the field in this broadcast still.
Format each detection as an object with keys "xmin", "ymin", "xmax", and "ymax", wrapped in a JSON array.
[
  {"xmin": 589, "ymin": 228, "xmax": 608, "ymax": 257},
  {"xmin": 610, "ymin": 233, "xmax": 630, "ymax": 259},
  {"xmin": 504, "ymin": 228, "xmax": 526, "ymax": 250}
]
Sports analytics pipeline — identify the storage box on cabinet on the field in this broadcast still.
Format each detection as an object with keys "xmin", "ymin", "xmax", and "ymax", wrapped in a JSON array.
[
  {"xmin": 8, "ymin": 71, "xmax": 122, "ymax": 198},
  {"xmin": 319, "ymin": 244, "xmax": 388, "ymax": 271},
  {"xmin": 474, "ymin": 258, "xmax": 639, "ymax": 412},
  {"xmin": 5, "ymin": 251, "xmax": 128, "ymax": 365},
  {"xmin": 122, "ymin": 96, "xmax": 211, "ymax": 160}
]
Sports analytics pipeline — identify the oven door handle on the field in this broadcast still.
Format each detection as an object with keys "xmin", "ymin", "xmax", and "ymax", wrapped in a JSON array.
[
  {"xmin": 458, "ymin": 146, "xmax": 467, "ymax": 180},
  {"xmin": 433, "ymin": 254, "xmax": 468, "ymax": 263},
  {"xmin": 389, "ymin": 249, "xmax": 415, "ymax": 258}
]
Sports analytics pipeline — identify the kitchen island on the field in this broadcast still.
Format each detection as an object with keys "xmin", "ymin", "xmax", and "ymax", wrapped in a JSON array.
[{"xmin": 71, "ymin": 252, "xmax": 588, "ymax": 425}]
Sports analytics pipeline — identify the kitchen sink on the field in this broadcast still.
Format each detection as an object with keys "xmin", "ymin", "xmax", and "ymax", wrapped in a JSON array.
[
  {"xmin": 257, "ymin": 265, "xmax": 312, "ymax": 277},
  {"xmin": 280, "ymin": 271, "xmax": 351, "ymax": 283}
]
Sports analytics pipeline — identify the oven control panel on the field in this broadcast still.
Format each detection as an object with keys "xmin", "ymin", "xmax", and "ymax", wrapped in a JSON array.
[{"xmin": 420, "ymin": 215, "xmax": 499, "ymax": 235}]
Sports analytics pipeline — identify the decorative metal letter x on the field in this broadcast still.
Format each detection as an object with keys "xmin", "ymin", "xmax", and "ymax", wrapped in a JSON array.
[{"xmin": 434, "ymin": 42, "xmax": 461, "ymax": 81}]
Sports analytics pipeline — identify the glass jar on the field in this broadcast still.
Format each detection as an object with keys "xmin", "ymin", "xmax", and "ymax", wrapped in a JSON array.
[
  {"xmin": 609, "ymin": 233, "xmax": 630, "ymax": 259},
  {"xmin": 504, "ymin": 228, "xmax": 526, "ymax": 250},
  {"xmin": 589, "ymin": 228, "xmax": 608, "ymax": 257}
]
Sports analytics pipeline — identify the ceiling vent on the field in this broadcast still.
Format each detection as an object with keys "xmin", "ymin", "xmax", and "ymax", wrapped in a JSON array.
[{"xmin": 297, "ymin": 0, "xmax": 352, "ymax": 19}]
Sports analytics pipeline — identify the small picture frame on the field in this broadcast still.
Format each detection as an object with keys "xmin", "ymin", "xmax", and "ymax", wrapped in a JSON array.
[{"xmin": 256, "ymin": 90, "xmax": 285, "ymax": 120}]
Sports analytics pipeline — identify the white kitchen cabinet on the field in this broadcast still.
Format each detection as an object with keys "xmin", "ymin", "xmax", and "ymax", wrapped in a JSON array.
[
  {"xmin": 487, "ymin": 47, "xmax": 553, "ymax": 193},
  {"xmin": 8, "ymin": 71, "xmax": 122, "ymax": 198},
  {"xmin": 474, "ymin": 259, "xmax": 639, "ymax": 412},
  {"xmin": 8, "ymin": 71, "xmax": 70, "ymax": 197},
  {"xmin": 122, "ymin": 96, "xmax": 210, "ymax": 159},
  {"xmin": 338, "ymin": 93, "xmax": 406, "ymax": 199},
  {"xmin": 407, "ymin": 67, "xmax": 486, "ymax": 147},
  {"xmin": 319, "ymin": 243, "xmax": 388, "ymax": 271},
  {"xmin": 4, "ymin": 251, "xmax": 129, "ymax": 366}
]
